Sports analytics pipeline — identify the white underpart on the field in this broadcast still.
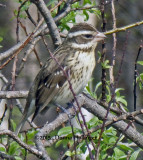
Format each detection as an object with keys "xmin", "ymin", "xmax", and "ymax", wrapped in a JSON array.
[
  {"xmin": 68, "ymin": 30, "xmax": 94, "ymax": 38},
  {"xmin": 54, "ymin": 51, "xmax": 96, "ymax": 105}
]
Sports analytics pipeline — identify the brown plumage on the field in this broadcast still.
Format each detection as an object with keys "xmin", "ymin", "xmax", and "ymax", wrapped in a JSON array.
[{"xmin": 16, "ymin": 23, "xmax": 106, "ymax": 134}]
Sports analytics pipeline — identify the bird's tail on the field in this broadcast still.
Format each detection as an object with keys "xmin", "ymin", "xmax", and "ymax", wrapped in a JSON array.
[{"xmin": 15, "ymin": 99, "xmax": 35, "ymax": 135}]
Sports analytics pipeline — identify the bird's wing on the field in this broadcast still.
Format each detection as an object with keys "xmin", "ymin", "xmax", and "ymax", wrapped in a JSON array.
[{"xmin": 31, "ymin": 47, "xmax": 71, "ymax": 121}]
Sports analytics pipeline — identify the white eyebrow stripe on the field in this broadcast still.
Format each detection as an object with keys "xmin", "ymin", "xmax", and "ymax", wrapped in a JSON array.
[{"xmin": 68, "ymin": 31, "xmax": 94, "ymax": 38}]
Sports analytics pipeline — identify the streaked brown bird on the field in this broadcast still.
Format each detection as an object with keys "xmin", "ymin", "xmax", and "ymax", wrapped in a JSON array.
[{"xmin": 16, "ymin": 23, "xmax": 106, "ymax": 134}]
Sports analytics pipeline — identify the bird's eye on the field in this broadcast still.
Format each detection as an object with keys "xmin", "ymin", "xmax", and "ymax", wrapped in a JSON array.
[{"xmin": 83, "ymin": 34, "xmax": 93, "ymax": 38}]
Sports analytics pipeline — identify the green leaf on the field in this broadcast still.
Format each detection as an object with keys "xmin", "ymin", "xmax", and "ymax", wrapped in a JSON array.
[
  {"xmin": 83, "ymin": 10, "xmax": 89, "ymax": 20},
  {"xmin": 109, "ymin": 137, "xmax": 116, "ymax": 143},
  {"xmin": 139, "ymin": 81, "xmax": 143, "ymax": 90},
  {"xmin": 114, "ymin": 147, "xmax": 125, "ymax": 158},
  {"xmin": 14, "ymin": 156, "xmax": 23, "ymax": 160},
  {"xmin": 116, "ymin": 97, "xmax": 127, "ymax": 106},
  {"xmin": 58, "ymin": 127, "xmax": 72, "ymax": 136},
  {"xmin": 94, "ymin": 82, "xmax": 102, "ymax": 93},
  {"xmin": 139, "ymin": 73, "xmax": 143, "ymax": 80},
  {"xmin": 8, "ymin": 141, "xmax": 20, "ymax": 155},
  {"xmin": 137, "ymin": 61, "xmax": 143, "ymax": 65},
  {"xmin": 55, "ymin": 140, "xmax": 63, "ymax": 147},
  {"xmin": 118, "ymin": 143, "xmax": 133, "ymax": 152},
  {"xmin": 130, "ymin": 149, "xmax": 142, "ymax": 160},
  {"xmin": 47, "ymin": 0, "xmax": 57, "ymax": 7},
  {"xmin": 98, "ymin": 51, "xmax": 101, "ymax": 58},
  {"xmin": 115, "ymin": 88, "xmax": 124, "ymax": 94},
  {"xmin": 10, "ymin": 119, "xmax": 17, "ymax": 131},
  {"xmin": 0, "ymin": 36, "xmax": 3, "ymax": 42},
  {"xmin": 26, "ymin": 130, "xmax": 37, "ymax": 140},
  {"xmin": 58, "ymin": 126, "xmax": 81, "ymax": 136},
  {"xmin": 101, "ymin": 60, "xmax": 111, "ymax": 69},
  {"xmin": 65, "ymin": 150, "xmax": 72, "ymax": 156},
  {"xmin": 83, "ymin": 0, "xmax": 92, "ymax": 5},
  {"xmin": 0, "ymin": 146, "xmax": 6, "ymax": 152},
  {"xmin": 72, "ymin": 2, "xmax": 81, "ymax": 8},
  {"xmin": 88, "ymin": 117, "xmax": 100, "ymax": 127}
]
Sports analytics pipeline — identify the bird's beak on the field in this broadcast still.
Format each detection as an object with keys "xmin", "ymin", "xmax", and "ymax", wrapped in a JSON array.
[{"xmin": 95, "ymin": 32, "xmax": 106, "ymax": 42}]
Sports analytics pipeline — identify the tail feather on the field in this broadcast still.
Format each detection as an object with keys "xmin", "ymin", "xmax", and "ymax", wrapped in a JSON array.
[{"xmin": 15, "ymin": 99, "xmax": 35, "ymax": 135}]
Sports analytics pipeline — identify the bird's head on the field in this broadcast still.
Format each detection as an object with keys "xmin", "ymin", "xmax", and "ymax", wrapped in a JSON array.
[{"xmin": 66, "ymin": 23, "xmax": 106, "ymax": 50}]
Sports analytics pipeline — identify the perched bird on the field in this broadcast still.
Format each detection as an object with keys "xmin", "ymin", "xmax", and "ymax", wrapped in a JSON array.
[{"xmin": 16, "ymin": 23, "xmax": 106, "ymax": 134}]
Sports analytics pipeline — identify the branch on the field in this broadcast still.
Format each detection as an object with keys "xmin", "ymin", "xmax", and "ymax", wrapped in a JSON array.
[
  {"xmin": 1, "ymin": 93, "xmax": 143, "ymax": 159},
  {"xmin": 0, "ymin": 130, "xmax": 42, "ymax": 158},
  {"xmin": 82, "ymin": 94, "xmax": 143, "ymax": 148},
  {"xmin": 0, "ymin": 91, "xmax": 28, "ymax": 99},
  {"xmin": 35, "ymin": 107, "xmax": 75, "ymax": 160},
  {"xmin": 0, "ymin": 0, "xmax": 72, "ymax": 62},
  {"xmin": 0, "ymin": 151, "xmax": 15, "ymax": 160},
  {"xmin": 31, "ymin": 0, "xmax": 62, "ymax": 47},
  {"xmin": 34, "ymin": 93, "xmax": 143, "ymax": 160},
  {"xmin": 105, "ymin": 20, "xmax": 143, "ymax": 35}
]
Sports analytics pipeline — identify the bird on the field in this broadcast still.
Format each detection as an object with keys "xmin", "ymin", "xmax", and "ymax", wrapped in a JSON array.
[{"xmin": 15, "ymin": 23, "xmax": 106, "ymax": 134}]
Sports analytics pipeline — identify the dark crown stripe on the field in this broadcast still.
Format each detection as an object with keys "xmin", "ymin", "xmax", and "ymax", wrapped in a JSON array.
[{"xmin": 69, "ymin": 23, "xmax": 97, "ymax": 33}]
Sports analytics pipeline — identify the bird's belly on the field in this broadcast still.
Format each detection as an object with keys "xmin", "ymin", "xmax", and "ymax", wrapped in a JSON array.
[{"xmin": 54, "ymin": 58, "xmax": 95, "ymax": 105}]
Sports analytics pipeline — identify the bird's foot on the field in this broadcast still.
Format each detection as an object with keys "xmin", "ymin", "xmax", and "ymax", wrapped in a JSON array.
[{"xmin": 55, "ymin": 103, "xmax": 74, "ymax": 119}]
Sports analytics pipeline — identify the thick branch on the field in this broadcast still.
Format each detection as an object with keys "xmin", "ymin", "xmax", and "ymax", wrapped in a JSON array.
[
  {"xmin": 82, "ymin": 95, "xmax": 143, "ymax": 148},
  {"xmin": 0, "ymin": 151, "xmax": 15, "ymax": 160},
  {"xmin": 0, "ymin": 91, "xmax": 28, "ymax": 99},
  {"xmin": 35, "ymin": 94, "xmax": 143, "ymax": 158},
  {"xmin": 31, "ymin": 0, "xmax": 62, "ymax": 47}
]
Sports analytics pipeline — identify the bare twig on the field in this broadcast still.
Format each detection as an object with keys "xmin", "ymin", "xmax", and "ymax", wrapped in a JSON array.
[
  {"xmin": 109, "ymin": 0, "xmax": 117, "ymax": 87},
  {"xmin": 0, "ymin": 17, "xmax": 43, "ymax": 70},
  {"xmin": 100, "ymin": 0, "xmax": 107, "ymax": 102},
  {"xmin": 25, "ymin": 9, "xmax": 37, "ymax": 26},
  {"xmin": 115, "ymin": 31, "xmax": 130, "ymax": 85},
  {"xmin": 105, "ymin": 20, "xmax": 143, "ymax": 35},
  {"xmin": 96, "ymin": 0, "xmax": 107, "ymax": 158},
  {"xmin": 16, "ymin": 0, "xmax": 28, "ymax": 43},
  {"xmin": 19, "ymin": 22, "xmax": 42, "ymax": 67},
  {"xmin": 134, "ymin": 45, "xmax": 143, "ymax": 111},
  {"xmin": 0, "ymin": 104, "xmax": 7, "ymax": 125}
]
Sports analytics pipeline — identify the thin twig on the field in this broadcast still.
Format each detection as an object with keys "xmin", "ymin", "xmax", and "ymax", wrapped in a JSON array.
[
  {"xmin": 0, "ymin": 104, "xmax": 7, "ymax": 125},
  {"xmin": 105, "ymin": 20, "xmax": 143, "ymax": 35},
  {"xmin": 0, "ymin": 17, "xmax": 43, "ymax": 70},
  {"xmin": 100, "ymin": 0, "xmax": 107, "ymax": 102},
  {"xmin": 109, "ymin": 0, "xmax": 117, "ymax": 87},
  {"xmin": 134, "ymin": 45, "xmax": 143, "ymax": 111},
  {"xmin": 16, "ymin": 0, "xmax": 28, "ymax": 43},
  {"xmin": 96, "ymin": 1, "xmax": 107, "ymax": 158},
  {"xmin": 115, "ymin": 31, "xmax": 130, "ymax": 85},
  {"xmin": 25, "ymin": 9, "xmax": 37, "ymax": 26},
  {"xmin": 20, "ymin": 22, "xmax": 42, "ymax": 67}
]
